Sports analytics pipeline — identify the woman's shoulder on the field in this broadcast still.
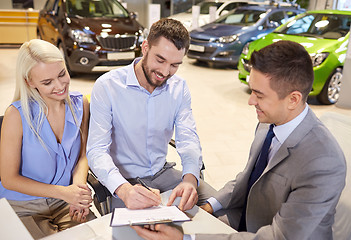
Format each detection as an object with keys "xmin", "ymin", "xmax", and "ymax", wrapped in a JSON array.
[
  {"xmin": 11, "ymin": 100, "xmax": 22, "ymax": 109},
  {"xmin": 69, "ymin": 91, "xmax": 83, "ymax": 106},
  {"xmin": 3, "ymin": 105, "xmax": 22, "ymax": 128},
  {"xmin": 70, "ymin": 91, "xmax": 83, "ymax": 100}
]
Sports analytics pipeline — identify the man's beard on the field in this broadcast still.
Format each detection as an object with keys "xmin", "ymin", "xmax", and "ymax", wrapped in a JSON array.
[{"xmin": 141, "ymin": 53, "xmax": 170, "ymax": 88}]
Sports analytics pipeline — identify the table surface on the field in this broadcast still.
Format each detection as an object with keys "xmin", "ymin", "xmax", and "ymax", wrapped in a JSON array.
[{"xmin": 41, "ymin": 191, "xmax": 236, "ymax": 240}]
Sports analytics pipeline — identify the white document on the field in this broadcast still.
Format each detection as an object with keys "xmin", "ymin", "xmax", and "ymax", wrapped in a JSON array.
[{"xmin": 110, "ymin": 205, "xmax": 191, "ymax": 226}]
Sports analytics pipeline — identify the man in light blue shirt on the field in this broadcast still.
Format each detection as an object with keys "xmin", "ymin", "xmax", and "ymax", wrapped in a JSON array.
[
  {"xmin": 87, "ymin": 18, "xmax": 216, "ymax": 211},
  {"xmin": 132, "ymin": 41, "xmax": 346, "ymax": 239}
]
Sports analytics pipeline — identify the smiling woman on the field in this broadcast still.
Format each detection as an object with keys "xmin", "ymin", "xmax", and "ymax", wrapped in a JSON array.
[{"xmin": 0, "ymin": 39, "xmax": 96, "ymax": 239}]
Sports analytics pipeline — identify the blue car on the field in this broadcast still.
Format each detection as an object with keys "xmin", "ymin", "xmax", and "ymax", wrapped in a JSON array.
[{"xmin": 187, "ymin": 4, "xmax": 304, "ymax": 66}]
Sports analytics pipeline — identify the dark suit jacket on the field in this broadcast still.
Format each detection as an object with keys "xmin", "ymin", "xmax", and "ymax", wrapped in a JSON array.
[{"xmin": 197, "ymin": 108, "xmax": 346, "ymax": 240}]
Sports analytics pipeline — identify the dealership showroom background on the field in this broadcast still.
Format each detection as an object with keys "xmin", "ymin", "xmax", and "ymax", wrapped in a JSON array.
[{"xmin": 1, "ymin": 0, "xmax": 351, "ymax": 235}]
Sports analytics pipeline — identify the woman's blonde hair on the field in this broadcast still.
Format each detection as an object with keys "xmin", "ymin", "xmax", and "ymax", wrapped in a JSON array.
[{"xmin": 13, "ymin": 39, "xmax": 78, "ymax": 145}]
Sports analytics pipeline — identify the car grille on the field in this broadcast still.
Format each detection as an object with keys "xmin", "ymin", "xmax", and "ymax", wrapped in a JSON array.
[
  {"xmin": 188, "ymin": 48, "xmax": 216, "ymax": 57},
  {"xmin": 98, "ymin": 35, "xmax": 137, "ymax": 50},
  {"xmin": 190, "ymin": 37, "xmax": 211, "ymax": 44}
]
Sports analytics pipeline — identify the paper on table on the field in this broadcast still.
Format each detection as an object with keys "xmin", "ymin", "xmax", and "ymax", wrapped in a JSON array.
[{"xmin": 110, "ymin": 205, "xmax": 191, "ymax": 226}]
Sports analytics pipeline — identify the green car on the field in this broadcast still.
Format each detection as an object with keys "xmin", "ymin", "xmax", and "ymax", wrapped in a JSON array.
[{"xmin": 238, "ymin": 10, "xmax": 351, "ymax": 104}]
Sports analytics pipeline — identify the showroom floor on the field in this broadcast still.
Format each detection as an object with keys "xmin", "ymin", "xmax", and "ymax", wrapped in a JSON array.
[{"xmin": 1, "ymin": 47, "xmax": 351, "ymax": 191}]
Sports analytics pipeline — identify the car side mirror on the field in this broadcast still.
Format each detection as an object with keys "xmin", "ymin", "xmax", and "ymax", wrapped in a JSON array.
[
  {"xmin": 129, "ymin": 12, "xmax": 138, "ymax": 20},
  {"xmin": 266, "ymin": 21, "xmax": 279, "ymax": 28}
]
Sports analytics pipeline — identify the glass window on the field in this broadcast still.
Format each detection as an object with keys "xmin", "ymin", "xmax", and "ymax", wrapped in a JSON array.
[
  {"xmin": 199, "ymin": 2, "xmax": 223, "ymax": 14},
  {"xmin": 219, "ymin": 2, "xmax": 248, "ymax": 15},
  {"xmin": 12, "ymin": 0, "xmax": 34, "ymax": 9},
  {"xmin": 277, "ymin": 13, "xmax": 351, "ymax": 39},
  {"xmin": 282, "ymin": 11, "xmax": 298, "ymax": 24},
  {"xmin": 66, "ymin": 0, "xmax": 129, "ymax": 18},
  {"xmin": 268, "ymin": 11, "xmax": 285, "ymax": 25},
  {"xmin": 216, "ymin": 9, "xmax": 265, "ymax": 25},
  {"xmin": 44, "ymin": 0, "xmax": 56, "ymax": 11}
]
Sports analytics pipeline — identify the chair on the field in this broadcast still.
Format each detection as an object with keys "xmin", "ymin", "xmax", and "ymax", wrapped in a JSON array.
[
  {"xmin": 88, "ymin": 138, "xmax": 206, "ymax": 216},
  {"xmin": 320, "ymin": 112, "xmax": 351, "ymax": 240}
]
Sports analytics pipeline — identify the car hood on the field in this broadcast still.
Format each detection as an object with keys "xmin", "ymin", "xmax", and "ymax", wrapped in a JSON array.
[
  {"xmin": 252, "ymin": 32, "xmax": 348, "ymax": 54},
  {"xmin": 68, "ymin": 16, "xmax": 142, "ymax": 36},
  {"xmin": 190, "ymin": 23, "xmax": 251, "ymax": 39}
]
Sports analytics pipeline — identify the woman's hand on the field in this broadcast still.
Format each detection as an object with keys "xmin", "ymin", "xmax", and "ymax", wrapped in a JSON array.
[
  {"xmin": 61, "ymin": 183, "xmax": 93, "ymax": 208},
  {"xmin": 69, "ymin": 204, "xmax": 90, "ymax": 223}
]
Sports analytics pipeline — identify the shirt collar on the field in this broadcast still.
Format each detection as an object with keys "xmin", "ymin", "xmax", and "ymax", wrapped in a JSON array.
[
  {"xmin": 273, "ymin": 104, "xmax": 309, "ymax": 145},
  {"xmin": 126, "ymin": 57, "xmax": 142, "ymax": 87}
]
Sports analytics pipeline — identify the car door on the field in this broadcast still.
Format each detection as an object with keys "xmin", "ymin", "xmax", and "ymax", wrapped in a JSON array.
[{"xmin": 38, "ymin": 0, "xmax": 61, "ymax": 45}]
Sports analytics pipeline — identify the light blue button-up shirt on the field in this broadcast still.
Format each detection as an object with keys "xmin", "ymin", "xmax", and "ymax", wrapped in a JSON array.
[
  {"xmin": 87, "ymin": 58, "xmax": 202, "ymax": 195},
  {"xmin": 0, "ymin": 92, "xmax": 83, "ymax": 201}
]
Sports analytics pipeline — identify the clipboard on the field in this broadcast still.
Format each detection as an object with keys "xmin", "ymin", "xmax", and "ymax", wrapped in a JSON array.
[{"xmin": 110, "ymin": 205, "xmax": 191, "ymax": 227}]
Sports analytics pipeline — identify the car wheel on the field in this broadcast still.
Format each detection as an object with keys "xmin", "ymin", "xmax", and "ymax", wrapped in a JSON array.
[
  {"xmin": 58, "ymin": 42, "xmax": 76, "ymax": 77},
  {"xmin": 317, "ymin": 68, "xmax": 342, "ymax": 105}
]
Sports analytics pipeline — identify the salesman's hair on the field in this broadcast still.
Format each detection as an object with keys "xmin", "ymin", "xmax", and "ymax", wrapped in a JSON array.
[
  {"xmin": 147, "ymin": 18, "xmax": 190, "ymax": 53},
  {"xmin": 250, "ymin": 40, "xmax": 314, "ymax": 102}
]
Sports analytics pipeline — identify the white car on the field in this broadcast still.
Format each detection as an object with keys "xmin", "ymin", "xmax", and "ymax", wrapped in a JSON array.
[{"xmin": 169, "ymin": 0, "xmax": 262, "ymax": 30}]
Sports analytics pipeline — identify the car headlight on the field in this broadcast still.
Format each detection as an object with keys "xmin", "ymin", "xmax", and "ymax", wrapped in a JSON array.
[
  {"xmin": 70, "ymin": 29, "xmax": 94, "ymax": 43},
  {"xmin": 310, "ymin": 52, "xmax": 329, "ymax": 67},
  {"xmin": 242, "ymin": 42, "xmax": 250, "ymax": 55},
  {"xmin": 217, "ymin": 35, "xmax": 238, "ymax": 43}
]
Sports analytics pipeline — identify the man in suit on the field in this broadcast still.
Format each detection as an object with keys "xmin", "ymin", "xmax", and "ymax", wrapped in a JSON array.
[{"xmin": 132, "ymin": 40, "xmax": 346, "ymax": 239}]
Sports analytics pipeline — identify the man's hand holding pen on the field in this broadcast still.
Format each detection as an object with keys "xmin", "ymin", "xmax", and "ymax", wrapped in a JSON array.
[{"xmin": 115, "ymin": 179, "xmax": 161, "ymax": 209}]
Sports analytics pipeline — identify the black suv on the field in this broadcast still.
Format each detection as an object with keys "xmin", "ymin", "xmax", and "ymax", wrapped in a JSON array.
[{"xmin": 38, "ymin": 0, "xmax": 145, "ymax": 74}]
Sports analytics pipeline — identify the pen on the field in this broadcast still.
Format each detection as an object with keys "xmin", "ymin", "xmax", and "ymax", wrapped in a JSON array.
[
  {"xmin": 136, "ymin": 177, "xmax": 152, "ymax": 191},
  {"xmin": 136, "ymin": 177, "xmax": 163, "ymax": 205}
]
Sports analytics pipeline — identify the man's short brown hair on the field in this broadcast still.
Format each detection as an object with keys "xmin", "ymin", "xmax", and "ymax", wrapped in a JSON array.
[
  {"xmin": 147, "ymin": 18, "xmax": 190, "ymax": 52},
  {"xmin": 250, "ymin": 40, "xmax": 314, "ymax": 102}
]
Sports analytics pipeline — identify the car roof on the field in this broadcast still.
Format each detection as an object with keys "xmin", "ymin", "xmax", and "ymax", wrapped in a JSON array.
[
  {"xmin": 306, "ymin": 9, "xmax": 351, "ymax": 15},
  {"xmin": 234, "ymin": 4, "xmax": 300, "ymax": 11}
]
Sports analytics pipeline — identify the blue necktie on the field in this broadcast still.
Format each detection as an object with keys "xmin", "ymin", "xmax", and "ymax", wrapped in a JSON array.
[{"xmin": 238, "ymin": 124, "xmax": 275, "ymax": 231}]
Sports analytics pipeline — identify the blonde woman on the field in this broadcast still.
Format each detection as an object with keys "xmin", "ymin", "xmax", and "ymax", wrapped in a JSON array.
[{"xmin": 0, "ymin": 39, "xmax": 95, "ymax": 239}]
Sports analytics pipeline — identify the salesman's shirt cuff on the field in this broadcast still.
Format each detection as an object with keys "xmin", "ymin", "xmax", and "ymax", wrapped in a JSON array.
[
  {"xmin": 184, "ymin": 234, "xmax": 195, "ymax": 240},
  {"xmin": 207, "ymin": 197, "xmax": 223, "ymax": 213}
]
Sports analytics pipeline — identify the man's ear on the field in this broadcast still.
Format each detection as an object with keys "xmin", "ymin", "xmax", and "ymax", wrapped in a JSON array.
[
  {"xmin": 287, "ymin": 91, "xmax": 303, "ymax": 110},
  {"xmin": 141, "ymin": 40, "xmax": 149, "ymax": 56}
]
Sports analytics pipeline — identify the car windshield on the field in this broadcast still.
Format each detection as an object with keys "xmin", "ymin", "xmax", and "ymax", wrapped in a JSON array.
[
  {"xmin": 276, "ymin": 13, "xmax": 351, "ymax": 39},
  {"xmin": 187, "ymin": 2, "xmax": 223, "ymax": 14},
  {"xmin": 66, "ymin": 0, "xmax": 129, "ymax": 18},
  {"xmin": 215, "ymin": 9, "xmax": 265, "ymax": 26}
]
